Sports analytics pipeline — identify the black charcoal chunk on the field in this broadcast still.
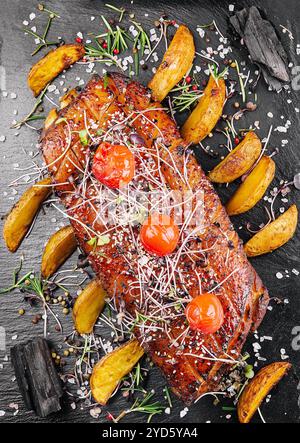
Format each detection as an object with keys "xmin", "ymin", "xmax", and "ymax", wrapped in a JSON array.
[
  {"xmin": 230, "ymin": 6, "xmax": 290, "ymax": 91},
  {"xmin": 11, "ymin": 337, "xmax": 63, "ymax": 417}
]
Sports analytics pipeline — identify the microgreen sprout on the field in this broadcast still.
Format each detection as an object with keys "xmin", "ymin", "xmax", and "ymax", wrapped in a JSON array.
[
  {"xmin": 209, "ymin": 63, "xmax": 228, "ymax": 84},
  {"xmin": 24, "ymin": 5, "xmax": 61, "ymax": 56},
  {"xmin": 130, "ymin": 20, "xmax": 151, "ymax": 75},
  {"xmin": 234, "ymin": 59, "xmax": 246, "ymax": 103},
  {"xmin": 164, "ymin": 386, "xmax": 173, "ymax": 408},
  {"xmin": 11, "ymin": 85, "xmax": 48, "ymax": 129},
  {"xmin": 105, "ymin": 3, "xmax": 126, "ymax": 22}
]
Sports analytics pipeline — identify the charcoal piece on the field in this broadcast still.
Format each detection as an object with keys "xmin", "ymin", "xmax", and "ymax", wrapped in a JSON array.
[
  {"xmin": 11, "ymin": 337, "xmax": 63, "ymax": 417},
  {"xmin": 230, "ymin": 6, "xmax": 290, "ymax": 91}
]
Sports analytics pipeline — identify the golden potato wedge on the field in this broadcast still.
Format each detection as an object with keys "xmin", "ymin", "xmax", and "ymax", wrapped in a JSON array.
[
  {"xmin": 238, "ymin": 362, "xmax": 291, "ymax": 423},
  {"xmin": 3, "ymin": 177, "xmax": 52, "ymax": 252},
  {"xmin": 41, "ymin": 226, "xmax": 77, "ymax": 278},
  {"xmin": 90, "ymin": 339, "xmax": 144, "ymax": 405},
  {"xmin": 148, "ymin": 25, "xmax": 195, "ymax": 102},
  {"xmin": 226, "ymin": 156, "xmax": 275, "ymax": 216},
  {"xmin": 73, "ymin": 279, "xmax": 107, "ymax": 334},
  {"xmin": 181, "ymin": 74, "xmax": 226, "ymax": 144},
  {"xmin": 28, "ymin": 44, "xmax": 85, "ymax": 96},
  {"xmin": 209, "ymin": 132, "xmax": 262, "ymax": 183},
  {"xmin": 44, "ymin": 108, "xmax": 58, "ymax": 130},
  {"xmin": 59, "ymin": 88, "xmax": 79, "ymax": 109},
  {"xmin": 244, "ymin": 204, "xmax": 298, "ymax": 257}
]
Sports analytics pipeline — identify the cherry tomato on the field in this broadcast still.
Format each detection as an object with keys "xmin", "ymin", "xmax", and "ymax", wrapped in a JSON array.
[
  {"xmin": 92, "ymin": 142, "xmax": 135, "ymax": 189},
  {"xmin": 185, "ymin": 293, "xmax": 224, "ymax": 334},
  {"xmin": 140, "ymin": 213, "xmax": 180, "ymax": 257}
]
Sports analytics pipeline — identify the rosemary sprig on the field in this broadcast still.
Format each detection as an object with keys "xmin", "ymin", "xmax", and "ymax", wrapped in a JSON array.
[
  {"xmin": 24, "ymin": 5, "xmax": 60, "ymax": 56},
  {"xmin": 105, "ymin": 3, "xmax": 126, "ymax": 22},
  {"xmin": 115, "ymin": 391, "xmax": 164, "ymax": 423},
  {"xmin": 85, "ymin": 17, "xmax": 131, "ymax": 70},
  {"xmin": 209, "ymin": 63, "xmax": 228, "ymax": 83},
  {"xmin": 11, "ymin": 85, "xmax": 48, "ymax": 129},
  {"xmin": 122, "ymin": 362, "xmax": 147, "ymax": 395},
  {"xmin": 172, "ymin": 88, "xmax": 203, "ymax": 112}
]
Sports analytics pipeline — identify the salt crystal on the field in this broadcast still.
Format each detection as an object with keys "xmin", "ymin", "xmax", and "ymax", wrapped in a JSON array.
[
  {"xmin": 48, "ymin": 84, "xmax": 56, "ymax": 92},
  {"xmin": 10, "ymin": 92, "xmax": 17, "ymax": 99},
  {"xmin": 29, "ymin": 12, "xmax": 36, "ymax": 20},
  {"xmin": 267, "ymin": 112, "xmax": 273, "ymax": 118},
  {"xmin": 180, "ymin": 409, "xmax": 187, "ymax": 418},
  {"xmin": 229, "ymin": 4, "xmax": 235, "ymax": 12},
  {"xmin": 276, "ymin": 272, "xmax": 283, "ymax": 279},
  {"xmin": 0, "ymin": 411, "xmax": 5, "ymax": 417},
  {"xmin": 23, "ymin": 20, "xmax": 29, "ymax": 26},
  {"xmin": 293, "ymin": 172, "xmax": 300, "ymax": 189},
  {"xmin": 165, "ymin": 407, "xmax": 171, "ymax": 414},
  {"xmin": 0, "ymin": 135, "xmax": 6, "ymax": 142}
]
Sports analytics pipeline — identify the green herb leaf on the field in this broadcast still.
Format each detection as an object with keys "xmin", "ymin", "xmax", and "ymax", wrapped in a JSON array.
[
  {"xmin": 87, "ymin": 237, "xmax": 97, "ymax": 247},
  {"xmin": 97, "ymin": 234, "xmax": 110, "ymax": 246},
  {"xmin": 79, "ymin": 129, "xmax": 89, "ymax": 146}
]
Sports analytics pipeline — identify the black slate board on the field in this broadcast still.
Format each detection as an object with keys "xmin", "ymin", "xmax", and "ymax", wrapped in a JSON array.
[{"xmin": 0, "ymin": 0, "xmax": 299, "ymax": 423}]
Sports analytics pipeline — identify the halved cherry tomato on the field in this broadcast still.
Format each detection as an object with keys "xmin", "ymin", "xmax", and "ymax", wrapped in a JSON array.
[
  {"xmin": 92, "ymin": 142, "xmax": 135, "ymax": 189},
  {"xmin": 140, "ymin": 213, "xmax": 180, "ymax": 257},
  {"xmin": 185, "ymin": 293, "xmax": 224, "ymax": 334}
]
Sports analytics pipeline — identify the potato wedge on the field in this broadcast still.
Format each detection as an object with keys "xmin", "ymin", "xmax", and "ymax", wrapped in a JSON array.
[
  {"xmin": 244, "ymin": 204, "xmax": 298, "ymax": 257},
  {"xmin": 148, "ymin": 25, "xmax": 195, "ymax": 102},
  {"xmin": 3, "ymin": 177, "xmax": 52, "ymax": 252},
  {"xmin": 59, "ymin": 88, "xmax": 79, "ymax": 109},
  {"xmin": 226, "ymin": 156, "xmax": 275, "ymax": 216},
  {"xmin": 28, "ymin": 44, "xmax": 85, "ymax": 96},
  {"xmin": 73, "ymin": 279, "xmax": 107, "ymax": 334},
  {"xmin": 44, "ymin": 108, "xmax": 58, "ymax": 130},
  {"xmin": 181, "ymin": 74, "xmax": 226, "ymax": 144},
  {"xmin": 238, "ymin": 362, "xmax": 291, "ymax": 423},
  {"xmin": 41, "ymin": 226, "xmax": 77, "ymax": 278},
  {"xmin": 209, "ymin": 132, "xmax": 262, "ymax": 183},
  {"xmin": 90, "ymin": 339, "xmax": 144, "ymax": 405}
]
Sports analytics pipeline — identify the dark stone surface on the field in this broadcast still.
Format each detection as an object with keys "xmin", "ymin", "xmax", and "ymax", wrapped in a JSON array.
[{"xmin": 0, "ymin": 0, "xmax": 299, "ymax": 423}]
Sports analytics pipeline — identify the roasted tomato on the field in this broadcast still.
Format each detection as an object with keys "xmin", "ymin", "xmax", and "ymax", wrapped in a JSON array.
[
  {"xmin": 140, "ymin": 213, "xmax": 180, "ymax": 256},
  {"xmin": 185, "ymin": 293, "xmax": 224, "ymax": 334},
  {"xmin": 92, "ymin": 142, "xmax": 135, "ymax": 189}
]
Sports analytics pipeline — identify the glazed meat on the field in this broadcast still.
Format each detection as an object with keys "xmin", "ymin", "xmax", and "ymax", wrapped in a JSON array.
[{"xmin": 41, "ymin": 73, "xmax": 269, "ymax": 403}]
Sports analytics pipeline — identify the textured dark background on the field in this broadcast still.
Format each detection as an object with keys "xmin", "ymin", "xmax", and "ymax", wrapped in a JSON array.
[{"xmin": 0, "ymin": 0, "xmax": 299, "ymax": 423}]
